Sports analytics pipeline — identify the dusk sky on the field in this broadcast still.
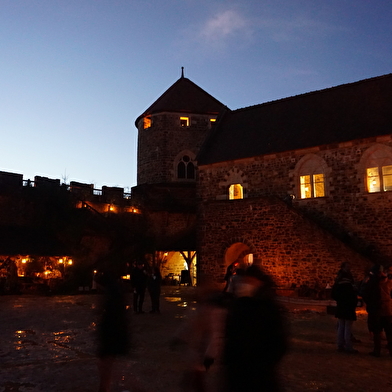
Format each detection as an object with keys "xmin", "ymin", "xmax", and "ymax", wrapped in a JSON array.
[{"xmin": 1, "ymin": 0, "xmax": 392, "ymax": 190}]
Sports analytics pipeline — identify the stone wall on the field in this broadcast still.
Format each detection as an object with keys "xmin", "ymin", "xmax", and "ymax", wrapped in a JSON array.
[
  {"xmin": 197, "ymin": 136, "xmax": 392, "ymax": 269},
  {"xmin": 137, "ymin": 113, "xmax": 212, "ymax": 184},
  {"xmin": 144, "ymin": 210, "xmax": 197, "ymax": 243},
  {"xmin": 197, "ymin": 197, "xmax": 371, "ymax": 287}
]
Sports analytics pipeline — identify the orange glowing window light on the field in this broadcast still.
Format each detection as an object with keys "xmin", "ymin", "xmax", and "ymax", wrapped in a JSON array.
[
  {"xmin": 180, "ymin": 117, "xmax": 189, "ymax": 127},
  {"xmin": 143, "ymin": 116, "xmax": 151, "ymax": 129}
]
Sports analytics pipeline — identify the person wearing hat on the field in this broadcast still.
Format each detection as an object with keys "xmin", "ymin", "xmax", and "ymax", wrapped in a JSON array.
[{"xmin": 331, "ymin": 262, "xmax": 359, "ymax": 353}]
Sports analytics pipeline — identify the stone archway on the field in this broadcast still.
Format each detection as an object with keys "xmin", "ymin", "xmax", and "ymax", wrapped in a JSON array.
[{"xmin": 224, "ymin": 239, "xmax": 257, "ymax": 270}]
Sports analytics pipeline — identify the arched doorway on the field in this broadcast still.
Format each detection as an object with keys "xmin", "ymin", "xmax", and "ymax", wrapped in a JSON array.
[
  {"xmin": 154, "ymin": 250, "xmax": 197, "ymax": 286},
  {"xmin": 222, "ymin": 241, "xmax": 255, "ymax": 291},
  {"xmin": 224, "ymin": 242, "xmax": 254, "ymax": 269}
]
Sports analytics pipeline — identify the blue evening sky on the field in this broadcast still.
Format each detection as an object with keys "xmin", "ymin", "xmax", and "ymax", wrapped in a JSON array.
[{"xmin": 1, "ymin": 0, "xmax": 391, "ymax": 190}]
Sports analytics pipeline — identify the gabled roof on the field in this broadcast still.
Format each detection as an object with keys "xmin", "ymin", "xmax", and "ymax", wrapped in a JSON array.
[
  {"xmin": 197, "ymin": 73, "xmax": 392, "ymax": 166},
  {"xmin": 135, "ymin": 76, "xmax": 227, "ymax": 126}
]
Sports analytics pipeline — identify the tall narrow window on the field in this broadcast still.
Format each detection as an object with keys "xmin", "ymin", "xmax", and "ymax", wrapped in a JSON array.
[
  {"xmin": 229, "ymin": 184, "xmax": 243, "ymax": 200},
  {"xmin": 178, "ymin": 162, "xmax": 186, "ymax": 179},
  {"xmin": 300, "ymin": 175, "xmax": 311, "ymax": 199},
  {"xmin": 367, "ymin": 167, "xmax": 380, "ymax": 193},
  {"xmin": 177, "ymin": 155, "xmax": 195, "ymax": 180},
  {"xmin": 383, "ymin": 166, "xmax": 392, "ymax": 191},
  {"xmin": 313, "ymin": 173, "xmax": 325, "ymax": 197},
  {"xmin": 143, "ymin": 116, "xmax": 151, "ymax": 129}
]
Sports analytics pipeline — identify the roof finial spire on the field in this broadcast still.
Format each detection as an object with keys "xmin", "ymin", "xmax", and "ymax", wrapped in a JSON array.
[{"xmin": 181, "ymin": 66, "xmax": 184, "ymax": 78}]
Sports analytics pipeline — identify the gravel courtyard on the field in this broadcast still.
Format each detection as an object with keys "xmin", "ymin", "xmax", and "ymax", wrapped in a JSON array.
[{"xmin": 1, "ymin": 287, "xmax": 392, "ymax": 392}]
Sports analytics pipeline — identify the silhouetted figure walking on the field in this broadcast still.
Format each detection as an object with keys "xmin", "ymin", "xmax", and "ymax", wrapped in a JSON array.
[
  {"xmin": 148, "ymin": 266, "xmax": 162, "ymax": 313},
  {"xmin": 171, "ymin": 284, "xmax": 228, "ymax": 392},
  {"xmin": 131, "ymin": 261, "xmax": 148, "ymax": 313},
  {"xmin": 96, "ymin": 271, "xmax": 131, "ymax": 392},
  {"xmin": 223, "ymin": 265, "xmax": 288, "ymax": 392}
]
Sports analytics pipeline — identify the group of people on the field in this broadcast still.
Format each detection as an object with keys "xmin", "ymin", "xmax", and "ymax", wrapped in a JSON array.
[
  {"xmin": 130, "ymin": 261, "xmax": 162, "ymax": 314},
  {"xmin": 96, "ymin": 255, "xmax": 392, "ymax": 391},
  {"xmin": 332, "ymin": 261, "xmax": 392, "ymax": 357}
]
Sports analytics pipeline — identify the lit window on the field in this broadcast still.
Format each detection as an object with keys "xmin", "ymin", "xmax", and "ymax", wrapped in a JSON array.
[
  {"xmin": 229, "ymin": 184, "xmax": 243, "ymax": 200},
  {"xmin": 367, "ymin": 165, "xmax": 392, "ymax": 193},
  {"xmin": 210, "ymin": 118, "xmax": 216, "ymax": 123},
  {"xmin": 300, "ymin": 174, "xmax": 325, "ymax": 199},
  {"xmin": 313, "ymin": 174, "xmax": 325, "ymax": 197},
  {"xmin": 177, "ymin": 155, "xmax": 195, "ymax": 180},
  {"xmin": 180, "ymin": 117, "xmax": 189, "ymax": 127},
  {"xmin": 296, "ymin": 154, "xmax": 328, "ymax": 200},
  {"xmin": 143, "ymin": 116, "xmax": 151, "ymax": 129}
]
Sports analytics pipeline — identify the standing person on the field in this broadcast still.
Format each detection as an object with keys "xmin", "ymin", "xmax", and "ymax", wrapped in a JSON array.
[
  {"xmin": 331, "ymin": 262, "xmax": 358, "ymax": 353},
  {"xmin": 223, "ymin": 262, "xmax": 238, "ymax": 292},
  {"xmin": 148, "ymin": 266, "xmax": 162, "ymax": 313},
  {"xmin": 226, "ymin": 267, "xmax": 245, "ymax": 296},
  {"xmin": 362, "ymin": 264, "xmax": 392, "ymax": 357},
  {"xmin": 131, "ymin": 261, "xmax": 148, "ymax": 314},
  {"xmin": 223, "ymin": 265, "xmax": 288, "ymax": 392},
  {"xmin": 96, "ymin": 271, "xmax": 131, "ymax": 392}
]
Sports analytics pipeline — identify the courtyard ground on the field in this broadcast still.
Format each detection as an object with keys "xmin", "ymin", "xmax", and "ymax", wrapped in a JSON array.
[{"xmin": 0, "ymin": 287, "xmax": 392, "ymax": 392}]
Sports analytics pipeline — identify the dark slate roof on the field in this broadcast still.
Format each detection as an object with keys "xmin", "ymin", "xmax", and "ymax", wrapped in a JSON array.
[
  {"xmin": 197, "ymin": 73, "xmax": 392, "ymax": 165},
  {"xmin": 135, "ymin": 76, "xmax": 227, "ymax": 126}
]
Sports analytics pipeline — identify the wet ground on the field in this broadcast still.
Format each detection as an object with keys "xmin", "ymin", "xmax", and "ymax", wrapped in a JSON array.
[{"xmin": 1, "ymin": 287, "xmax": 392, "ymax": 392}]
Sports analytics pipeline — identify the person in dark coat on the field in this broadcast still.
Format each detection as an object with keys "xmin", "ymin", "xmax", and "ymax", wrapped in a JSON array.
[
  {"xmin": 361, "ymin": 264, "xmax": 392, "ymax": 357},
  {"xmin": 131, "ymin": 261, "xmax": 148, "ymax": 313},
  {"xmin": 223, "ymin": 265, "xmax": 288, "ymax": 392},
  {"xmin": 148, "ymin": 266, "xmax": 162, "ymax": 313},
  {"xmin": 331, "ymin": 262, "xmax": 358, "ymax": 353},
  {"xmin": 96, "ymin": 271, "xmax": 131, "ymax": 392},
  {"xmin": 223, "ymin": 262, "xmax": 238, "ymax": 292}
]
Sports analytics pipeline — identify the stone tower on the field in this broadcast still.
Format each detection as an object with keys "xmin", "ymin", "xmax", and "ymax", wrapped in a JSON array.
[{"xmin": 135, "ymin": 71, "xmax": 226, "ymax": 185}]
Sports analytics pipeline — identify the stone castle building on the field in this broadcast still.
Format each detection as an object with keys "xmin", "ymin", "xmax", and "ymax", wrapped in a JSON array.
[
  {"xmin": 134, "ymin": 72, "xmax": 392, "ymax": 288},
  {"xmin": 1, "ymin": 71, "xmax": 392, "ymax": 292}
]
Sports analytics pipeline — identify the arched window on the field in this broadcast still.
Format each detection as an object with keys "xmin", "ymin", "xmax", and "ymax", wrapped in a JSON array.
[
  {"xmin": 363, "ymin": 146, "xmax": 392, "ymax": 193},
  {"xmin": 296, "ymin": 154, "xmax": 327, "ymax": 199},
  {"xmin": 229, "ymin": 184, "xmax": 243, "ymax": 200},
  {"xmin": 177, "ymin": 155, "xmax": 195, "ymax": 180}
]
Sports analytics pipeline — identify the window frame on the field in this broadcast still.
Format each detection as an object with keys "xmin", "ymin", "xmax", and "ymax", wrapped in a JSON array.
[
  {"xmin": 180, "ymin": 116, "xmax": 190, "ymax": 127},
  {"xmin": 295, "ymin": 154, "xmax": 328, "ymax": 200},
  {"xmin": 299, "ymin": 173, "xmax": 325, "ymax": 199},
  {"xmin": 176, "ymin": 154, "xmax": 196, "ymax": 180},
  {"xmin": 366, "ymin": 164, "xmax": 392, "ymax": 193},
  {"xmin": 143, "ymin": 116, "xmax": 152, "ymax": 129},
  {"xmin": 229, "ymin": 184, "xmax": 244, "ymax": 200}
]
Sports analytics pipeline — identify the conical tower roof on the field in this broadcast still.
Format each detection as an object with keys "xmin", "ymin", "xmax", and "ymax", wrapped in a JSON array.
[{"xmin": 135, "ymin": 74, "xmax": 226, "ymax": 126}]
